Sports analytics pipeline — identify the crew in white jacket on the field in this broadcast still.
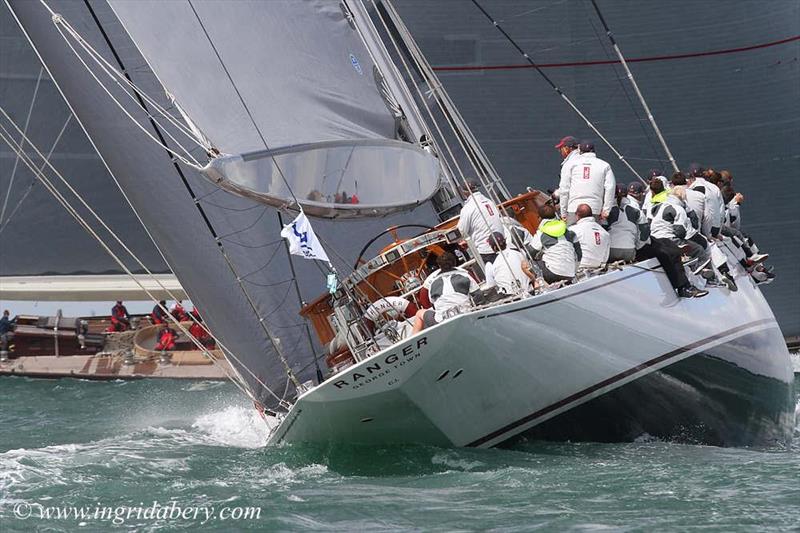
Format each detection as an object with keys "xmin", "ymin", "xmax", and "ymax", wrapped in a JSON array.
[
  {"xmin": 555, "ymin": 135, "xmax": 581, "ymax": 215},
  {"xmin": 559, "ymin": 141, "xmax": 615, "ymax": 223},
  {"xmin": 456, "ymin": 178, "xmax": 503, "ymax": 264},
  {"xmin": 531, "ymin": 203, "xmax": 582, "ymax": 283},
  {"xmin": 568, "ymin": 204, "xmax": 610, "ymax": 268},
  {"xmin": 687, "ymin": 164, "xmax": 724, "ymax": 239}
]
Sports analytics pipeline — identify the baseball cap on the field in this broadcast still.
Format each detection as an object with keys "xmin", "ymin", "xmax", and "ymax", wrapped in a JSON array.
[
  {"xmin": 688, "ymin": 163, "xmax": 705, "ymax": 177},
  {"xmin": 579, "ymin": 140, "xmax": 595, "ymax": 152},
  {"xmin": 628, "ymin": 181, "xmax": 645, "ymax": 194},
  {"xmin": 554, "ymin": 136, "xmax": 578, "ymax": 149}
]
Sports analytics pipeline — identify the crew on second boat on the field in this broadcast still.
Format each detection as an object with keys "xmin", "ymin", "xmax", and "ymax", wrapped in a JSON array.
[
  {"xmin": 0, "ymin": 309, "xmax": 15, "ymax": 354},
  {"xmin": 108, "ymin": 300, "xmax": 131, "ymax": 332}
]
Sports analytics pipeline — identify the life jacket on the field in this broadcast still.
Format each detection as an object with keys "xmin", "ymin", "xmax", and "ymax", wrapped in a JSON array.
[{"xmin": 541, "ymin": 219, "xmax": 567, "ymax": 238}]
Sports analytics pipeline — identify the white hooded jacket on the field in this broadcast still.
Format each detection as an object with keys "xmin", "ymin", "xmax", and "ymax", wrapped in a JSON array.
[{"xmin": 559, "ymin": 152, "xmax": 616, "ymax": 216}]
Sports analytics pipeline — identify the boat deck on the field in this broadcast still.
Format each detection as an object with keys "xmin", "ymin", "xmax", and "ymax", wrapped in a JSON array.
[{"xmin": 0, "ymin": 351, "xmax": 231, "ymax": 381}]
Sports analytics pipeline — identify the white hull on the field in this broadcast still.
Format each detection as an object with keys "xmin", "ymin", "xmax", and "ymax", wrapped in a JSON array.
[{"xmin": 268, "ymin": 260, "xmax": 795, "ymax": 448}]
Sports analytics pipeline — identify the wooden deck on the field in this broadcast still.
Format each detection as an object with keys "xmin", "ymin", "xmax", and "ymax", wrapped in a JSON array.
[{"xmin": 0, "ymin": 351, "xmax": 231, "ymax": 381}]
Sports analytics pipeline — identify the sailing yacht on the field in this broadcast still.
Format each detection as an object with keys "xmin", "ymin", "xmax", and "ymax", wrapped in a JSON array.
[{"xmin": 4, "ymin": 0, "xmax": 794, "ymax": 448}]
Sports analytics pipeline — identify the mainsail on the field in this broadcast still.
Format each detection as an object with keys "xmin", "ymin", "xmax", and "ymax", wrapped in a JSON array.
[
  {"xmin": 107, "ymin": 0, "xmax": 441, "ymax": 216},
  {"xmin": 6, "ymin": 0, "xmax": 442, "ymax": 407}
]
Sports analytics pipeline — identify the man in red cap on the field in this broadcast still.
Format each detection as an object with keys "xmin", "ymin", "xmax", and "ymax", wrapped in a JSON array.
[
  {"xmin": 559, "ymin": 140, "xmax": 616, "ymax": 225},
  {"xmin": 555, "ymin": 136, "xmax": 580, "ymax": 223}
]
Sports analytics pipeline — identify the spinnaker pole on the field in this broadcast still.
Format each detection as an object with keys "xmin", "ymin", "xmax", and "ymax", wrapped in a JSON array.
[
  {"xmin": 469, "ymin": 0, "xmax": 646, "ymax": 184},
  {"xmin": 588, "ymin": 0, "xmax": 680, "ymax": 174}
]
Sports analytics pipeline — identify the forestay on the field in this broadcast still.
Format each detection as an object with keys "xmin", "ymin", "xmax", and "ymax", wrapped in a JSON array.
[{"xmin": 107, "ymin": 0, "xmax": 441, "ymax": 216}]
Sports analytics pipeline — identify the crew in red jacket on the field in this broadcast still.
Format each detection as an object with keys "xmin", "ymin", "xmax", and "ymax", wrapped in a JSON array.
[
  {"xmin": 171, "ymin": 301, "xmax": 189, "ymax": 322},
  {"xmin": 107, "ymin": 300, "xmax": 131, "ymax": 332},
  {"xmin": 188, "ymin": 308, "xmax": 215, "ymax": 349},
  {"xmin": 154, "ymin": 325, "xmax": 177, "ymax": 351},
  {"xmin": 151, "ymin": 300, "xmax": 168, "ymax": 325}
]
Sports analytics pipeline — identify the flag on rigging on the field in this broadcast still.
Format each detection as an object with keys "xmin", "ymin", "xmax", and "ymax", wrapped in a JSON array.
[{"xmin": 280, "ymin": 212, "xmax": 330, "ymax": 263}]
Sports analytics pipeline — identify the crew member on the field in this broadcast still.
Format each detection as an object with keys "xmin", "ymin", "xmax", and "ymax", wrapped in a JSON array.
[
  {"xmin": 626, "ymin": 181, "xmax": 645, "ymax": 210},
  {"xmin": 559, "ymin": 140, "xmax": 615, "ymax": 223},
  {"xmin": 154, "ymin": 324, "xmax": 177, "ymax": 351},
  {"xmin": 0, "ymin": 309, "xmax": 15, "ymax": 353},
  {"xmin": 569, "ymin": 204, "xmax": 610, "ymax": 268},
  {"xmin": 555, "ymin": 135, "xmax": 581, "ymax": 221},
  {"xmin": 151, "ymin": 300, "xmax": 168, "ymax": 325},
  {"xmin": 412, "ymin": 252, "xmax": 478, "ymax": 333},
  {"xmin": 171, "ymin": 300, "xmax": 189, "ymax": 322},
  {"xmin": 110, "ymin": 300, "xmax": 131, "ymax": 332},
  {"xmin": 456, "ymin": 178, "xmax": 503, "ymax": 265},
  {"xmin": 187, "ymin": 307, "xmax": 210, "ymax": 347},
  {"xmin": 484, "ymin": 232, "xmax": 536, "ymax": 295},
  {"xmin": 645, "ymin": 179, "xmax": 708, "ymax": 298},
  {"xmin": 531, "ymin": 203, "xmax": 581, "ymax": 284},
  {"xmin": 363, "ymin": 296, "xmax": 417, "ymax": 332},
  {"xmin": 687, "ymin": 163, "xmax": 723, "ymax": 239},
  {"xmin": 604, "ymin": 185, "xmax": 642, "ymax": 263}
]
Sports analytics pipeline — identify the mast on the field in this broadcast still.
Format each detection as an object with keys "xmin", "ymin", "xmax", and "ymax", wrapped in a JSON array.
[{"xmin": 588, "ymin": 0, "xmax": 680, "ymax": 174}]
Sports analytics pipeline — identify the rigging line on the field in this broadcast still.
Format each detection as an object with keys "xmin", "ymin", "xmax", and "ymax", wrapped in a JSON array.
[
  {"xmin": 278, "ymin": 211, "xmax": 324, "ymax": 384},
  {"xmin": 198, "ymin": 199, "xmax": 263, "ymax": 213},
  {"xmin": 508, "ymin": 0, "xmax": 569, "ymax": 20},
  {"xmin": 381, "ymin": 0, "xmax": 512, "ymax": 200},
  {"xmin": 371, "ymin": 0, "xmax": 474, "ymax": 194},
  {"xmin": 6, "ymin": 3, "xmax": 259, "ymax": 393},
  {"xmin": 432, "ymin": 34, "xmax": 800, "ymax": 71},
  {"xmin": 0, "ymin": 124, "xmax": 255, "ymax": 398},
  {"xmin": 67, "ymin": 0, "xmax": 302, "ymax": 391},
  {"xmin": 0, "ymin": 134, "xmax": 262, "ymax": 406},
  {"xmin": 20, "ymin": 0, "xmax": 181, "ymax": 291},
  {"xmin": 469, "ymin": 0, "xmax": 646, "ymax": 185},
  {"xmin": 183, "ymin": 1, "xmax": 318, "ymax": 391},
  {"xmin": 585, "ymin": 10, "xmax": 663, "ymax": 171},
  {"xmin": 50, "ymin": 12, "xmax": 208, "ymax": 151},
  {"xmin": 220, "ymin": 237, "xmax": 284, "ymax": 250},
  {"xmin": 587, "ymin": 0, "xmax": 679, "ymax": 174},
  {"xmin": 214, "ymin": 205, "xmax": 270, "ymax": 240},
  {"xmin": 184, "ymin": 0, "xmax": 302, "ymax": 211},
  {"xmin": 238, "ymin": 243, "xmax": 284, "ymax": 280},
  {"xmin": 0, "ymin": 113, "xmax": 72, "ymax": 236},
  {"xmin": 51, "ymin": 18, "xmax": 202, "ymax": 169},
  {"xmin": 243, "ymin": 277, "xmax": 294, "ymax": 289},
  {"xmin": 0, "ymin": 125, "xmax": 265, "ymax": 403},
  {"xmin": 0, "ymin": 108, "xmax": 271, "ymax": 403},
  {"xmin": 378, "ymin": 1, "xmax": 531, "ymax": 273},
  {"xmin": 0, "ymin": 66, "xmax": 43, "ymax": 226}
]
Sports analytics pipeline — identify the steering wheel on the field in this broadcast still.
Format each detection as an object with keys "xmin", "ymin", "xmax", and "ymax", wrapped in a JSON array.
[{"xmin": 353, "ymin": 224, "xmax": 435, "ymax": 269}]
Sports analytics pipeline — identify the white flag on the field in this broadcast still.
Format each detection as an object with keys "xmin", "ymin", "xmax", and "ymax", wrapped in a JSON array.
[{"xmin": 280, "ymin": 212, "xmax": 330, "ymax": 263}]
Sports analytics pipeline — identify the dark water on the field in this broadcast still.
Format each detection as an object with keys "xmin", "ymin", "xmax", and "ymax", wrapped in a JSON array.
[{"xmin": 1, "ymin": 376, "xmax": 798, "ymax": 532}]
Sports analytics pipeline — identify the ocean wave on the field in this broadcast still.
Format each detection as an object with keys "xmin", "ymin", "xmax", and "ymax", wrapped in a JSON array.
[{"xmin": 191, "ymin": 405, "xmax": 269, "ymax": 448}]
